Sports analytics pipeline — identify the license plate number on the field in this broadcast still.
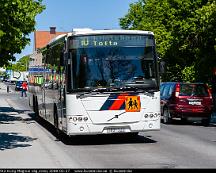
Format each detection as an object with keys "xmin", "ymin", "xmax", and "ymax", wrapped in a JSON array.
[
  {"xmin": 189, "ymin": 101, "xmax": 201, "ymax": 105},
  {"xmin": 106, "ymin": 128, "xmax": 126, "ymax": 133}
]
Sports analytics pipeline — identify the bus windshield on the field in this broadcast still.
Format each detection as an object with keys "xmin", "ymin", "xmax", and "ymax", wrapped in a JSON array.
[{"xmin": 69, "ymin": 34, "xmax": 158, "ymax": 90}]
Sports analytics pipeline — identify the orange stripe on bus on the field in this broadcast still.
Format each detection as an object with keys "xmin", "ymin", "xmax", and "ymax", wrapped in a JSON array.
[{"xmin": 109, "ymin": 94, "xmax": 127, "ymax": 110}]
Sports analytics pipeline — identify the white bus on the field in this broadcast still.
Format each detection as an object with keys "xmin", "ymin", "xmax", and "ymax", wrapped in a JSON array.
[{"xmin": 28, "ymin": 28, "xmax": 161, "ymax": 136}]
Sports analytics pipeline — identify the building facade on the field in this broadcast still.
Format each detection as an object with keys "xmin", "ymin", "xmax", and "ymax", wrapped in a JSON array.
[{"xmin": 30, "ymin": 27, "xmax": 68, "ymax": 67}]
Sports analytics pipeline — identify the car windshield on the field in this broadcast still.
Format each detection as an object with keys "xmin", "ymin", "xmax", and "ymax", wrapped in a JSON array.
[
  {"xmin": 179, "ymin": 84, "xmax": 209, "ymax": 96},
  {"xmin": 69, "ymin": 34, "xmax": 158, "ymax": 90}
]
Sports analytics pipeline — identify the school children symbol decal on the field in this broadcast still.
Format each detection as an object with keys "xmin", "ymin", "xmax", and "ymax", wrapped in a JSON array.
[
  {"xmin": 99, "ymin": 94, "xmax": 141, "ymax": 111},
  {"xmin": 125, "ymin": 96, "xmax": 141, "ymax": 112}
]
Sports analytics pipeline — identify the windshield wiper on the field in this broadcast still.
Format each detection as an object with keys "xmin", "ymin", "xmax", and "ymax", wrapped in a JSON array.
[
  {"xmin": 74, "ymin": 85, "xmax": 158, "ymax": 99},
  {"xmin": 75, "ymin": 87, "xmax": 113, "ymax": 99}
]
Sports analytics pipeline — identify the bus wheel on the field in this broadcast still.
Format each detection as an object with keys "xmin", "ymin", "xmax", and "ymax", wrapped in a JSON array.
[{"xmin": 163, "ymin": 107, "xmax": 172, "ymax": 124}]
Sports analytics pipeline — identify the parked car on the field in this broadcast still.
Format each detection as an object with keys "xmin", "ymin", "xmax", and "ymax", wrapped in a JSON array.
[
  {"xmin": 15, "ymin": 81, "xmax": 28, "ymax": 91},
  {"xmin": 160, "ymin": 82, "xmax": 213, "ymax": 125}
]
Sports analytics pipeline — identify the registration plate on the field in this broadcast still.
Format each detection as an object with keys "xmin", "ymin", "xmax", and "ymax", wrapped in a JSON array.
[
  {"xmin": 106, "ymin": 128, "xmax": 126, "ymax": 133},
  {"xmin": 189, "ymin": 101, "xmax": 201, "ymax": 105}
]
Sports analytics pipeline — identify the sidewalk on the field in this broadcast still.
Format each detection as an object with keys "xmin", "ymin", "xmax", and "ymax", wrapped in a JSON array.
[
  {"xmin": 0, "ymin": 82, "xmax": 81, "ymax": 168},
  {"xmin": 0, "ymin": 82, "xmax": 14, "ymax": 94},
  {"xmin": 0, "ymin": 81, "xmax": 7, "ymax": 93}
]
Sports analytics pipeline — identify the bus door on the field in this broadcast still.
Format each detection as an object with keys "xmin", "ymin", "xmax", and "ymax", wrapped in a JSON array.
[
  {"xmin": 56, "ymin": 60, "xmax": 67, "ymax": 131},
  {"xmin": 59, "ymin": 52, "xmax": 68, "ymax": 132},
  {"xmin": 57, "ymin": 82, "xmax": 66, "ymax": 131},
  {"xmin": 51, "ymin": 66, "xmax": 66, "ymax": 131}
]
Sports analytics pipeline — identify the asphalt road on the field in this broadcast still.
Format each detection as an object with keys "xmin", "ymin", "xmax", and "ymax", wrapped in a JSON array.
[{"xmin": 1, "ymin": 83, "xmax": 216, "ymax": 169}]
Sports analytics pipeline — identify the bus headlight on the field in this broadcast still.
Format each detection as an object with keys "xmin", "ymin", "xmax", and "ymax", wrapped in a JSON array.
[
  {"xmin": 78, "ymin": 117, "xmax": 82, "ymax": 122},
  {"xmin": 73, "ymin": 117, "xmax": 78, "ymax": 121},
  {"xmin": 144, "ymin": 113, "xmax": 160, "ymax": 119},
  {"xmin": 83, "ymin": 117, "xmax": 88, "ymax": 121},
  {"xmin": 69, "ymin": 116, "xmax": 89, "ymax": 122}
]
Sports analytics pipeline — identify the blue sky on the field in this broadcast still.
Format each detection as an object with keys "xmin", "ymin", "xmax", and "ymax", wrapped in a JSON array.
[{"xmin": 15, "ymin": 0, "xmax": 138, "ymax": 61}]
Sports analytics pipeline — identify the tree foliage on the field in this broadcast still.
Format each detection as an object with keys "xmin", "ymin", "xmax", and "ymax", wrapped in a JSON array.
[
  {"xmin": 120, "ymin": 0, "xmax": 216, "ymax": 83},
  {"xmin": 0, "ymin": 0, "xmax": 45, "ymax": 66},
  {"xmin": 11, "ymin": 55, "xmax": 30, "ymax": 72}
]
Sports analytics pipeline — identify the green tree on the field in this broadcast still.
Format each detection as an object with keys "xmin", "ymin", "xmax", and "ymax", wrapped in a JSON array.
[
  {"xmin": 120, "ymin": 0, "xmax": 216, "ymax": 83},
  {"xmin": 0, "ymin": 0, "xmax": 45, "ymax": 66},
  {"xmin": 181, "ymin": 64, "xmax": 196, "ymax": 82},
  {"xmin": 11, "ymin": 55, "xmax": 30, "ymax": 72}
]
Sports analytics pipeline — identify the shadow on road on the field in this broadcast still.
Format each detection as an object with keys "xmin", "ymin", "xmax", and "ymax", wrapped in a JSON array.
[
  {"xmin": 0, "ymin": 107, "xmax": 34, "ymax": 124},
  {"xmin": 27, "ymin": 112, "xmax": 157, "ymax": 146},
  {"xmin": 0, "ymin": 107, "xmax": 17, "ymax": 113},
  {"xmin": 0, "ymin": 132, "xmax": 37, "ymax": 151},
  {"xmin": 0, "ymin": 106, "xmax": 37, "ymax": 151},
  {"xmin": 0, "ymin": 106, "xmax": 31, "ymax": 114},
  {"xmin": 0, "ymin": 114, "xmax": 23, "ymax": 124},
  {"xmin": 61, "ymin": 134, "xmax": 157, "ymax": 146}
]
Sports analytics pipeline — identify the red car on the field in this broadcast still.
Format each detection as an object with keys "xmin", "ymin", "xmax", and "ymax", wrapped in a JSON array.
[{"xmin": 160, "ymin": 82, "xmax": 213, "ymax": 125}]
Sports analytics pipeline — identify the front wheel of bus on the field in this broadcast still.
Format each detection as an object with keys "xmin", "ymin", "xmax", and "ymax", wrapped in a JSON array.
[{"xmin": 163, "ymin": 107, "xmax": 172, "ymax": 124}]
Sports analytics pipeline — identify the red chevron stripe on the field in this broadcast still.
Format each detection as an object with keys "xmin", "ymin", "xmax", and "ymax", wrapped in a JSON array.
[{"xmin": 109, "ymin": 93, "xmax": 128, "ymax": 110}]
